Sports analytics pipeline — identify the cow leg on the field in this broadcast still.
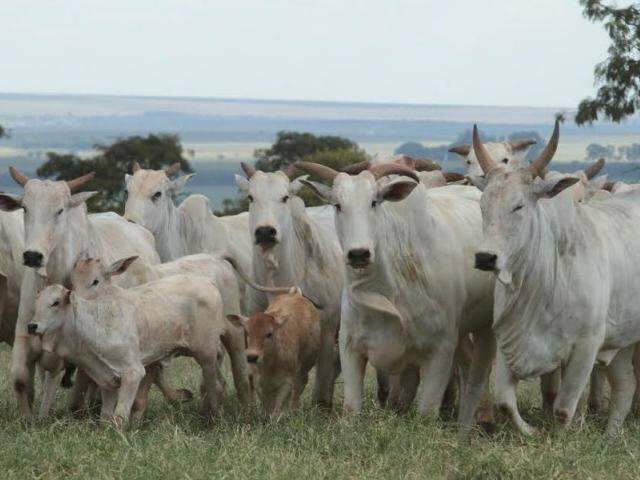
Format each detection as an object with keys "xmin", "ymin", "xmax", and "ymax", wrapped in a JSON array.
[
  {"xmin": 153, "ymin": 361, "xmax": 193, "ymax": 404},
  {"xmin": 541, "ymin": 368, "xmax": 561, "ymax": 414},
  {"xmin": 388, "ymin": 367, "xmax": 419, "ymax": 413},
  {"xmin": 131, "ymin": 365, "xmax": 159, "ymax": 426},
  {"xmin": 113, "ymin": 366, "xmax": 145, "ymax": 427},
  {"xmin": 457, "ymin": 329, "xmax": 495, "ymax": 435},
  {"xmin": 553, "ymin": 341, "xmax": 600, "ymax": 427},
  {"xmin": 312, "ymin": 319, "xmax": 338, "ymax": 409},
  {"xmin": 221, "ymin": 326, "xmax": 251, "ymax": 406},
  {"xmin": 376, "ymin": 370, "xmax": 390, "ymax": 407},
  {"xmin": 587, "ymin": 366, "xmax": 607, "ymax": 413},
  {"xmin": 69, "ymin": 369, "xmax": 93, "ymax": 416},
  {"xmin": 39, "ymin": 367, "xmax": 65, "ymax": 419},
  {"xmin": 633, "ymin": 345, "xmax": 640, "ymax": 416},
  {"xmin": 340, "ymin": 333, "xmax": 366, "ymax": 414},
  {"xmin": 100, "ymin": 389, "xmax": 117, "ymax": 422},
  {"xmin": 605, "ymin": 345, "xmax": 636, "ymax": 435},
  {"xmin": 494, "ymin": 351, "xmax": 535, "ymax": 436},
  {"xmin": 415, "ymin": 344, "xmax": 456, "ymax": 418},
  {"xmin": 197, "ymin": 355, "xmax": 220, "ymax": 419}
]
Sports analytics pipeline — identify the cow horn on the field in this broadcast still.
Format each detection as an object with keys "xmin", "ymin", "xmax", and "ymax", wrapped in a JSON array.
[
  {"xmin": 9, "ymin": 166, "xmax": 29, "ymax": 187},
  {"xmin": 132, "ymin": 161, "xmax": 141, "ymax": 173},
  {"xmin": 294, "ymin": 162, "xmax": 340, "ymax": 183},
  {"xmin": 66, "ymin": 172, "xmax": 96, "ymax": 192},
  {"xmin": 529, "ymin": 119, "xmax": 560, "ymax": 178},
  {"xmin": 448, "ymin": 145, "xmax": 471, "ymax": 156},
  {"xmin": 508, "ymin": 139, "xmax": 537, "ymax": 152},
  {"xmin": 414, "ymin": 158, "xmax": 441, "ymax": 171},
  {"xmin": 472, "ymin": 125, "xmax": 497, "ymax": 175},
  {"xmin": 603, "ymin": 181, "xmax": 615, "ymax": 192},
  {"xmin": 240, "ymin": 162, "xmax": 256, "ymax": 179},
  {"xmin": 368, "ymin": 163, "xmax": 420, "ymax": 182},
  {"xmin": 164, "ymin": 162, "xmax": 182, "ymax": 177},
  {"xmin": 341, "ymin": 160, "xmax": 371, "ymax": 175},
  {"xmin": 281, "ymin": 163, "xmax": 297, "ymax": 179},
  {"xmin": 585, "ymin": 158, "xmax": 605, "ymax": 180},
  {"xmin": 443, "ymin": 172, "xmax": 466, "ymax": 183}
]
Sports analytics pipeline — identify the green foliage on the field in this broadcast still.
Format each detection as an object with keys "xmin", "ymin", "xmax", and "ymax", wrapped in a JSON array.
[
  {"xmin": 586, "ymin": 143, "xmax": 616, "ymax": 160},
  {"xmin": 254, "ymin": 131, "xmax": 359, "ymax": 171},
  {"xmin": 217, "ymin": 133, "xmax": 367, "ymax": 215},
  {"xmin": 576, "ymin": 1, "xmax": 640, "ymax": 125},
  {"xmin": 36, "ymin": 134, "xmax": 192, "ymax": 213},
  {"xmin": 0, "ymin": 125, "xmax": 7, "ymax": 139}
]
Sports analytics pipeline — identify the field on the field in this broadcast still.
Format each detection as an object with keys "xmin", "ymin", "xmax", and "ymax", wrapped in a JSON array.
[{"xmin": 0, "ymin": 346, "xmax": 638, "ymax": 480}]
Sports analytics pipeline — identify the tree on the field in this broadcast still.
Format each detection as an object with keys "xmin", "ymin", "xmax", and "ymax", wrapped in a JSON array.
[
  {"xmin": 585, "ymin": 142, "xmax": 616, "ymax": 160},
  {"xmin": 0, "ymin": 125, "xmax": 7, "ymax": 139},
  {"xmin": 254, "ymin": 131, "xmax": 360, "ymax": 171},
  {"xmin": 37, "ymin": 134, "xmax": 192, "ymax": 213},
  {"xmin": 619, "ymin": 142, "xmax": 640, "ymax": 161},
  {"xmin": 576, "ymin": 1, "xmax": 640, "ymax": 125}
]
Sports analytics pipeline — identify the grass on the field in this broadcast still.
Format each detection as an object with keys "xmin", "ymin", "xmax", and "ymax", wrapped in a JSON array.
[{"xmin": 0, "ymin": 348, "xmax": 638, "ymax": 480}]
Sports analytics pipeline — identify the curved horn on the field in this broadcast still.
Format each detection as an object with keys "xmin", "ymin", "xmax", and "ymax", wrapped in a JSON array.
[
  {"xmin": 240, "ymin": 162, "xmax": 256, "ymax": 179},
  {"xmin": 132, "ymin": 161, "xmax": 141, "ymax": 173},
  {"xmin": 66, "ymin": 172, "xmax": 96, "ymax": 192},
  {"xmin": 603, "ymin": 181, "xmax": 615, "ymax": 192},
  {"xmin": 414, "ymin": 158, "xmax": 441, "ymax": 171},
  {"xmin": 584, "ymin": 158, "xmax": 605, "ymax": 180},
  {"xmin": 295, "ymin": 162, "xmax": 339, "ymax": 183},
  {"xmin": 472, "ymin": 125, "xmax": 497, "ymax": 175},
  {"xmin": 529, "ymin": 119, "xmax": 560, "ymax": 178},
  {"xmin": 443, "ymin": 172, "xmax": 466, "ymax": 183},
  {"xmin": 368, "ymin": 163, "xmax": 419, "ymax": 182},
  {"xmin": 448, "ymin": 145, "xmax": 471, "ymax": 156},
  {"xmin": 508, "ymin": 139, "xmax": 537, "ymax": 152},
  {"xmin": 341, "ymin": 160, "xmax": 371, "ymax": 175},
  {"xmin": 164, "ymin": 162, "xmax": 182, "ymax": 177},
  {"xmin": 281, "ymin": 163, "xmax": 297, "ymax": 179},
  {"xmin": 9, "ymin": 166, "xmax": 29, "ymax": 187}
]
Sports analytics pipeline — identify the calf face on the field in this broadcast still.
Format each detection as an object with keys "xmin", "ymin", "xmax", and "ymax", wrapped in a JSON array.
[
  {"xmin": 449, "ymin": 141, "xmax": 535, "ymax": 178},
  {"xmin": 228, "ymin": 312, "xmax": 282, "ymax": 364},
  {"xmin": 29, "ymin": 284, "xmax": 72, "ymax": 336},
  {"xmin": 71, "ymin": 256, "xmax": 139, "ymax": 298}
]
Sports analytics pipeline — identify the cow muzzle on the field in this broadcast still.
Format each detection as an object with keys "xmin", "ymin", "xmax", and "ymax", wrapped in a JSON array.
[
  {"xmin": 23, "ymin": 250, "xmax": 44, "ymax": 268},
  {"xmin": 347, "ymin": 248, "xmax": 371, "ymax": 269},
  {"xmin": 246, "ymin": 353, "xmax": 261, "ymax": 364},
  {"xmin": 254, "ymin": 226, "xmax": 278, "ymax": 248},
  {"xmin": 474, "ymin": 252, "xmax": 497, "ymax": 271},
  {"xmin": 27, "ymin": 323, "xmax": 38, "ymax": 335}
]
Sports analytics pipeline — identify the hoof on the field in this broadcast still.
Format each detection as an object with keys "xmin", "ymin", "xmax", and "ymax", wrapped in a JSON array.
[
  {"xmin": 554, "ymin": 408, "xmax": 570, "ymax": 425},
  {"xmin": 478, "ymin": 420, "xmax": 497, "ymax": 435}
]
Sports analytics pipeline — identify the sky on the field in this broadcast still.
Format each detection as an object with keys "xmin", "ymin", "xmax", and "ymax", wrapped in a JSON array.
[{"xmin": 0, "ymin": 0, "xmax": 612, "ymax": 108}]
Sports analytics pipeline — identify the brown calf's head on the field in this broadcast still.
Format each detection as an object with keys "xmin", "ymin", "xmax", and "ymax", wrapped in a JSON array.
[{"xmin": 227, "ymin": 312, "xmax": 284, "ymax": 365}]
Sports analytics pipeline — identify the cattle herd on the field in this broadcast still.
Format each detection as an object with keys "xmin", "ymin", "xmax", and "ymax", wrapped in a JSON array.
[{"xmin": 0, "ymin": 118, "xmax": 638, "ymax": 437}]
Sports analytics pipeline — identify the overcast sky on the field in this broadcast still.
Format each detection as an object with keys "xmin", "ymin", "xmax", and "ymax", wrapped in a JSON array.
[{"xmin": 0, "ymin": 0, "xmax": 611, "ymax": 108}]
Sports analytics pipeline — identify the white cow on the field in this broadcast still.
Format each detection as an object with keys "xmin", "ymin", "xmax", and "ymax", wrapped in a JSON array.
[
  {"xmin": 296, "ymin": 161, "xmax": 496, "ymax": 433},
  {"xmin": 0, "ymin": 167, "xmax": 161, "ymax": 418},
  {"xmin": 27, "ymin": 266, "xmax": 235, "ymax": 426},
  {"xmin": 123, "ymin": 163, "xmax": 255, "ymax": 312},
  {"xmin": 0, "ymin": 210, "xmax": 25, "ymax": 345},
  {"xmin": 472, "ymin": 119, "xmax": 640, "ymax": 435},
  {"xmin": 234, "ymin": 164, "xmax": 344, "ymax": 408},
  {"xmin": 449, "ymin": 139, "xmax": 536, "ymax": 177}
]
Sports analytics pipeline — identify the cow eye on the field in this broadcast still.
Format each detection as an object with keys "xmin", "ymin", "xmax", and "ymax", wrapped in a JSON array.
[
  {"xmin": 334, "ymin": 203, "xmax": 341, "ymax": 212},
  {"xmin": 152, "ymin": 192, "xmax": 162, "ymax": 201},
  {"xmin": 265, "ymin": 332, "xmax": 273, "ymax": 339},
  {"xmin": 22, "ymin": 206, "xmax": 27, "ymax": 214},
  {"xmin": 466, "ymin": 160, "xmax": 472, "ymax": 165},
  {"xmin": 502, "ymin": 158, "xmax": 509, "ymax": 164},
  {"xmin": 371, "ymin": 200, "xmax": 377, "ymax": 208},
  {"xmin": 247, "ymin": 195, "xmax": 254, "ymax": 203},
  {"xmin": 281, "ymin": 195, "xmax": 289, "ymax": 203},
  {"xmin": 56, "ymin": 209, "xmax": 63, "ymax": 216},
  {"xmin": 91, "ymin": 279, "xmax": 99, "ymax": 286},
  {"xmin": 51, "ymin": 301, "xmax": 59, "ymax": 307},
  {"xmin": 512, "ymin": 204, "xmax": 523, "ymax": 213}
]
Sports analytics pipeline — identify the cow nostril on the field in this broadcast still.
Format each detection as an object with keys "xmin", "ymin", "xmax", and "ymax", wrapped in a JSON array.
[
  {"xmin": 246, "ymin": 354, "xmax": 259, "ymax": 364},
  {"xmin": 254, "ymin": 226, "xmax": 277, "ymax": 244},
  {"xmin": 474, "ymin": 252, "xmax": 497, "ymax": 271},
  {"xmin": 23, "ymin": 251, "xmax": 44, "ymax": 268},
  {"xmin": 27, "ymin": 324, "xmax": 38, "ymax": 335}
]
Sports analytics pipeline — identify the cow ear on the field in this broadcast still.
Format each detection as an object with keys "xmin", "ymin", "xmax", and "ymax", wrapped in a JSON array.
[
  {"xmin": 534, "ymin": 176, "xmax": 580, "ymax": 199},
  {"xmin": 468, "ymin": 175, "xmax": 488, "ymax": 191},
  {"xmin": 106, "ymin": 256, "xmax": 139, "ymax": 277},
  {"xmin": 289, "ymin": 175, "xmax": 309, "ymax": 195},
  {"xmin": 378, "ymin": 179, "xmax": 417, "ymax": 203},
  {"xmin": 234, "ymin": 175, "xmax": 250, "ymax": 193},
  {"xmin": 0, "ymin": 193, "xmax": 23, "ymax": 211},
  {"xmin": 299, "ymin": 179, "xmax": 334, "ymax": 203},
  {"xmin": 68, "ymin": 191, "xmax": 98, "ymax": 209},
  {"xmin": 227, "ymin": 314, "xmax": 248, "ymax": 329},
  {"xmin": 170, "ymin": 174, "xmax": 194, "ymax": 192}
]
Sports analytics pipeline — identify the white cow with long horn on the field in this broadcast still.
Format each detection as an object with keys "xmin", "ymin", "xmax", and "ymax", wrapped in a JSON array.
[
  {"xmin": 472, "ymin": 119, "xmax": 640, "ymax": 435},
  {"xmin": 0, "ymin": 167, "xmax": 161, "ymax": 418},
  {"xmin": 296, "ymin": 160, "xmax": 496, "ymax": 434}
]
